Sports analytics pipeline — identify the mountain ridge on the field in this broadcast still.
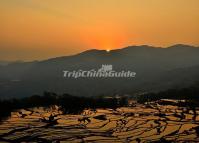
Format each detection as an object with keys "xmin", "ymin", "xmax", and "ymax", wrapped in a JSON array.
[
  {"xmin": 0, "ymin": 44, "xmax": 199, "ymax": 98},
  {"xmin": 42, "ymin": 44, "xmax": 199, "ymax": 63}
]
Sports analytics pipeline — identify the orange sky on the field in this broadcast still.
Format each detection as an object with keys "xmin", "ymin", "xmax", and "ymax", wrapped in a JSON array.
[{"xmin": 0, "ymin": 0, "xmax": 199, "ymax": 61}]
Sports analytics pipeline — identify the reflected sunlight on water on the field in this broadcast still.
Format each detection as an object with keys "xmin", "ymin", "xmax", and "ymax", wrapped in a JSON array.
[{"xmin": 0, "ymin": 101, "xmax": 199, "ymax": 142}]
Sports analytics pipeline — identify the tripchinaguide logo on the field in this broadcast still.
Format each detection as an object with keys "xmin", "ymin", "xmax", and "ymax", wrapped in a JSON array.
[{"xmin": 63, "ymin": 65, "xmax": 136, "ymax": 78}]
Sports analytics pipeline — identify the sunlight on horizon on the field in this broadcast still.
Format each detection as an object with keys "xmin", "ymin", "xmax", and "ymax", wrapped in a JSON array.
[
  {"xmin": 106, "ymin": 49, "xmax": 111, "ymax": 52},
  {"xmin": 0, "ymin": 0, "xmax": 198, "ymax": 61}
]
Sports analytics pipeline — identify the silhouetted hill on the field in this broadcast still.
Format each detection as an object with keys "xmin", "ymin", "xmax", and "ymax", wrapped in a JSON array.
[{"xmin": 0, "ymin": 44, "xmax": 199, "ymax": 98}]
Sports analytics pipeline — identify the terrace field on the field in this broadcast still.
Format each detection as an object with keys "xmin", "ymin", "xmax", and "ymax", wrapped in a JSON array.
[{"xmin": 0, "ymin": 100, "xmax": 199, "ymax": 143}]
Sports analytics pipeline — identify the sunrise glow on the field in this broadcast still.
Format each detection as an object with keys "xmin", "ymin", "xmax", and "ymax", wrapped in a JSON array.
[
  {"xmin": 0, "ymin": 0, "xmax": 198, "ymax": 61},
  {"xmin": 106, "ymin": 49, "xmax": 110, "ymax": 52}
]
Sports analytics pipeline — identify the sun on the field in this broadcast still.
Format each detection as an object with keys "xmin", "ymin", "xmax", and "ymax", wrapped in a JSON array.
[{"xmin": 106, "ymin": 49, "xmax": 110, "ymax": 52}]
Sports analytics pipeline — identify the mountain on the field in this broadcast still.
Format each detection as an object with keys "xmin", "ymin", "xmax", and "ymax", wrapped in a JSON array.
[
  {"xmin": 0, "ymin": 61, "xmax": 12, "ymax": 66},
  {"xmin": 0, "ymin": 44, "xmax": 199, "ymax": 99}
]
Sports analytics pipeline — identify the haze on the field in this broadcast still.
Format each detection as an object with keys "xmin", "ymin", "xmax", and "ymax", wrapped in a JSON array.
[{"xmin": 0, "ymin": 0, "xmax": 199, "ymax": 61}]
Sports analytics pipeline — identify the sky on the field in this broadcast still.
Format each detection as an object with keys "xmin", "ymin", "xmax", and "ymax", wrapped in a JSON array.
[{"xmin": 0, "ymin": 0, "xmax": 199, "ymax": 61}]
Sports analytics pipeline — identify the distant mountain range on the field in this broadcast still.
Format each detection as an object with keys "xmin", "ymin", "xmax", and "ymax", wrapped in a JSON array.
[
  {"xmin": 0, "ymin": 44, "xmax": 199, "ymax": 99},
  {"xmin": 0, "ymin": 61, "xmax": 12, "ymax": 66}
]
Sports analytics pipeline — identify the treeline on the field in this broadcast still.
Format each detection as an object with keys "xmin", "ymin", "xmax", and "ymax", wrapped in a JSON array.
[
  {"xmin": 0, "ymin": 92, "xmax": 128, "ymax": 122},
  {"xmin": 137, "ymin": 85, "xmax": 199, "ymax": 104}
]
